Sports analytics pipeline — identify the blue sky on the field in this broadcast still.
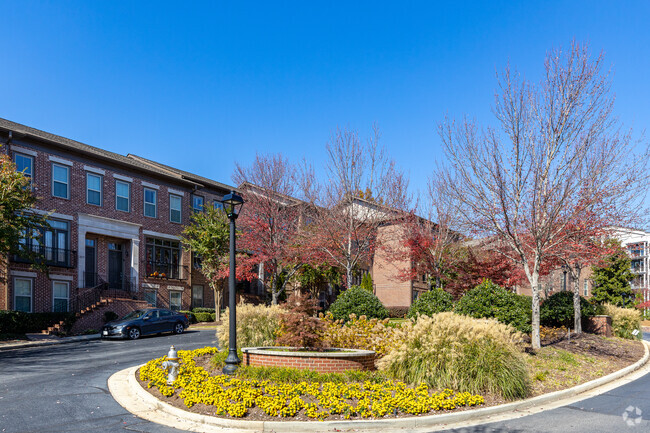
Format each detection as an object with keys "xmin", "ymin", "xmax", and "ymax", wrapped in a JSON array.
[{"xmin": 2, "ymin": 1, "xmax": 649, "ymax": 202}]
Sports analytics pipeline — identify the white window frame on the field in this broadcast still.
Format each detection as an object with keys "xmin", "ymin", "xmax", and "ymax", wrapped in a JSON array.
[
  {"xmin": 170, "ymin": 290, "xmax": 182, "ymax": 311},
  {"xmin": 86, "ymin": 172, "xmax": 103, "ymax": 206},
  {"xmin": 115, "ymin": 180, "xmax": 131, "ymax": 212},
  {"xmin": 14, "ymin": 277, "xmax": 33, "ymax": 313},
  {"xmin": 144, "ymin": 187, "xmax": 157, "ymax": 218},
  {"xmin": 14, "ymin": 152, "xmax": 34, "ymax": 185},
  {"xmin": 52, "ymin": 281, "xmax": 70, "ymax": 312},
  {"xmin": 583, "ymin": 280, "xmax": 589, "ymax": 297},
  {"xmin": 52, "ymin": 163, "xmax": 70, "ymax": 199},
  {"xmin": 169, "ymin": 193, "xmax": 182, "ymax": 223}
]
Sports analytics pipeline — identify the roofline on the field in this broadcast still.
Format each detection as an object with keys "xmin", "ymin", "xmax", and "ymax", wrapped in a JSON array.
[{"xmin": 0, "ymin": 117, "xmax": 235, "ymax": 192}]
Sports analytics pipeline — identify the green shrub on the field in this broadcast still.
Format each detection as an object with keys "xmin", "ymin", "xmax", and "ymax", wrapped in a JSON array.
[
  {"xmin": 193, "ymin": 307, "xmax": 216, "ymax": 313},
  {"xmin": 179, "ymin": 310, "xmax": 197, "ymax": 324},
  {"xmin": 0, "ymin": 311, "xmax": 76, "ymax": 334},
  {"xmin": 194, "ymin": 312, "xmax": 214, "ymax": 322},
  {"xmin": 328, "ymin": 286, "xmax": 389, "ymax": 321},
  {"xmin": 540, "ymin": 292, "xmax": 595, "ymax": 328},
  {"xmin": 217, "ymin": 303, "xmax": 283, "ymax": 349},
  {"xmin": 377, "ymin": 312, "xmax": 529, "ymax": 400},
  {"xmin": 454, "ymin": 280, "xmax": 532, "ymax": 333},
  {"xmin": 602, "ymin": 303, "xmax": 642, "ymax": 339},
  {"xmin": 211, "ymin": 312, "xmax": 217, "ymax": 321},
  {"xmin": 407, "ymin": 288, "xmax": 454, "ymax": 319},
  {"xmin": 360, "ymin": 273, "xmax": 374, "ymax": 292}
]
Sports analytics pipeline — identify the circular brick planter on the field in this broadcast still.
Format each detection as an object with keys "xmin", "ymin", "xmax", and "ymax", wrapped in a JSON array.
[{"xmin": 241, "ymin": 347, "xmax": 375, "ymax": 373}]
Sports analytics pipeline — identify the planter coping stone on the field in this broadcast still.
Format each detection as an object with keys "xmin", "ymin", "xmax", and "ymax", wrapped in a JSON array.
[{"xmin": 242, "ymin": 346, "xmax": 375, "ymax": 358}]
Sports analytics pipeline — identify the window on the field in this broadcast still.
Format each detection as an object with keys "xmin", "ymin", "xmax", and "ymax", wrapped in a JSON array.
[
  {"xmin": 214, "ymin": 200, "xmax": 223, "ymax": 211},
  {"xmin": 583, "ymin": 280, "xmax": 589, "ymax": 297},
  {"xmin": 144, "ymin": 188, "xmax": 157, "ymax": 218},
  {"xmin": 17, "ymin": 219, "xmax": 70, "ymax": 267},
  {"xmin": 52, "ymin": 163, "xmax": 70, "ymax": 198},
  {"xmin": 52, "ymin": 281, "xmax": 69, "ymax": 312},
  {"xmin": 170, "ymin": 194, "xmax": 182, "ymax": 223},
  {"xmin": 14, "ymin": 153, "xmax": 34, "ymax": 184},
  {"xmin": 145, "ymin": 237, "xmax": 182, "ymax": 279},
  {"xmin": 192, "ymin": 195, "xmax": 204, "ymax": 212},
  {"xmin": 192, "ymin": 252, "xmax": 202, "ymax": 270},
  {"xmin": 14, "ymin": 278, "xmax": 32, "ymax": 312},
  {"xmin": 192, "ymin": 285, "xmax": 204, "ymax": 309},
  {"xmin": 170, "ymin": 291, "xmax": 182, "ymax": 311},
  {"xmin": 145, "ymin": 290, "xmax": 157, "ymax": 307},
  {"xmin": 86, "ymin": 173, "xmax": 102, "ymax": 206},
  {"xmin": 115, "ymin": 180, "xmax": 130, "ymax": 212}
]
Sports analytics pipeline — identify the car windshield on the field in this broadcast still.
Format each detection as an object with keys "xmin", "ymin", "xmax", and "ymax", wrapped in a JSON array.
[{"xmin": 121, "ymin": 310, "xmax": 147, "ymax": 320}]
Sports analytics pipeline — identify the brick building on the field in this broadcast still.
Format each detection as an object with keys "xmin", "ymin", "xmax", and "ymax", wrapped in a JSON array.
[{"xmin": 0, "ymin": 118, "xmax": 234, "ymax": 315}]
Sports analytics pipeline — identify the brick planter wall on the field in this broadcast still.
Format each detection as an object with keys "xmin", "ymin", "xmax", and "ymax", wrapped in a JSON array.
[
  {"xmin": 585, "ymin": 315, "xmax": 612, "ymax": 337},
  {"xmin": 241, "ymin": 347, "xmax": 376, "ymax": 373}
]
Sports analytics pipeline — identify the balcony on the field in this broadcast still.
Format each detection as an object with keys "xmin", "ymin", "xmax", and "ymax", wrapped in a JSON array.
[
  {"xmin": 12, "ymin": 247, "xmax": 76, "ymax": 268},
  {"xmin": 144, "ymin": 261, "xmax": 187, "ymax": 280}
]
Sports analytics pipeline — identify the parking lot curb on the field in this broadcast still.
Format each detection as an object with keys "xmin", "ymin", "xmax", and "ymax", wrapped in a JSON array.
[
  {"xmin": 0, "ymin": 333, "xmax": 101, "ymax": 351},
  {"xmin": 108, "ymin": 340, "xmax": 650, "ymax": 432}
]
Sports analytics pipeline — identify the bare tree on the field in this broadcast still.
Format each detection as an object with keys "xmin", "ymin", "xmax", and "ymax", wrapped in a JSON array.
[
  {"xmin": 438, "ymin": 43, "xmax": 646, "ymax": 349},
  {"xmin": 302, "ymin": 125, "xmax": 411, "ymax": 287}
]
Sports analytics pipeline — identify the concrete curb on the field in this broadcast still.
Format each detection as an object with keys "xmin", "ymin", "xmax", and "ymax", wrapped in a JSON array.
[
  {"xmin": 108, "ymin": 341, "xmax": 650, "ymax": 433},
  {"xmin": 0, "ymin": 333, "xmax": 101, "ymax": 351}
]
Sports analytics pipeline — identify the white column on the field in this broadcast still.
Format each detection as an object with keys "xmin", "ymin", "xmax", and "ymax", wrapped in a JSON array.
[{"xmin": 131, "ymin": 238, "xmax": 140, "ymax": 291}]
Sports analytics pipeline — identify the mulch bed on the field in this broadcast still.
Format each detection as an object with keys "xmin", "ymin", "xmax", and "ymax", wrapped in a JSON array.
[{"xmin": 136, "ymin": 333, "xmax": 645, "ymax": 422}]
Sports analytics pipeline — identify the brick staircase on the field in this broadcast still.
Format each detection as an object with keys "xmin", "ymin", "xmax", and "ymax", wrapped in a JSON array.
[{"xmin": 41, "ymin": 298, "xmax": 115, "ymax": 336}]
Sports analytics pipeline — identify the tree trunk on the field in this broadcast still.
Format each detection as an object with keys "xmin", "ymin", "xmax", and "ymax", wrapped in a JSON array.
[
  {"xmin": 213, "ymin": 285, "xmax": 222, "ymax": 322},
  {"xmin": 530, "ymin": 272, "xmax": 541, "ymax": 350},
  {"xmin": 573, "ymin": 268, "xmax": 582, "ymax": 334}
]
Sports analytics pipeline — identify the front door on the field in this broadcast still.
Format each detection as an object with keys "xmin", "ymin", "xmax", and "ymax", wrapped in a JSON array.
[
  {"xmin": 108, "ymin": 243, "xmax": 123, "ymax": 290},
  {"xmin": 85, "ymin": 239, "xmax": 96, "ymax": 287}
]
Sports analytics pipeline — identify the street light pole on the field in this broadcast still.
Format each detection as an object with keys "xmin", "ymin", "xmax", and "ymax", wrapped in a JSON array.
[{"xmin": 220, "ymin": 191, "xmax": 245, "ymax": 375}]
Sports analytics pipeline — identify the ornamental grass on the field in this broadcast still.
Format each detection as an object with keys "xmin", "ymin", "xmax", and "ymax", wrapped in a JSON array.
[
  {"xmin": 217, "ymin": 303, "xmax": 283, "ymax": 349},
  {"xmin": 602, "ymin": 303, "xmax": 642, "ymax": 340},
  {"xmin": 377, "ymin": 312, "xmax": 530, "ymax": 400},
  {"xmin": 320, "ymin": 313, "xmax": 400, "ymax": 357},
  {"xmin": 140, "ymin": 347, "xmax": 485, "ymax": 420}
]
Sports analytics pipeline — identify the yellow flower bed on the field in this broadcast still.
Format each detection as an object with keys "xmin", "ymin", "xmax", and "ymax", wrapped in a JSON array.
[{"xmin": 140, "ymin": 347, "xmax": 485, "ymax": 420}]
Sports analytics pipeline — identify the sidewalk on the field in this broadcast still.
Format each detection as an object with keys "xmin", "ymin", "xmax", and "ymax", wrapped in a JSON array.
[{"xmin": 0, "ymin": 333, "xmax": 101, "ymax": 351}]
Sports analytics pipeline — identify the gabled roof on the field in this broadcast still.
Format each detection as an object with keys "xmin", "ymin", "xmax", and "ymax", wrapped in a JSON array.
[
  {"xmin": 0, "ymin": 117, "xmax": 234, "ymax": 192},
  {"xmin": 127, "ymin": 154, "xmax": 234, "ymax": 192}
]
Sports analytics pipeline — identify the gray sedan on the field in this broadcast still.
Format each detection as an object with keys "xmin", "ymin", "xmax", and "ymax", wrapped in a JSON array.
[{"xmin": 101, "ymin": 308, "xmax": 190, "ymax": 340}]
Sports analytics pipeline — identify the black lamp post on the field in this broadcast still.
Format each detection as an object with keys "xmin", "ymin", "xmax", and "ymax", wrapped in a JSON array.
[
  {"xmin": 220, "ymin": 190, "xmax": 245, "ymax": 375},
  {"xmin": 562, "ymin": 264, "xmax": 568, "ymax": 292}
]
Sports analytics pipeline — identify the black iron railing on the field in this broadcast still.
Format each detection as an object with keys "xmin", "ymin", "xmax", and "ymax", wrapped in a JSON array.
[
  {"xmin": 144, "ymin": 261, "xmax": 186, "ymax": 280},
  {"xmin": 12, "ymin": 247, "xmax": 76, "ymax": 268},
  {"xmin": 72, "ymin": 273, "xmax": 143, "ymax": 313}
]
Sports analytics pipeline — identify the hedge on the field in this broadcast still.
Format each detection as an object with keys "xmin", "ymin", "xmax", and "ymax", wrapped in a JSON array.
[{"xmin": 0, "ymin": 311, "xmax": 76, "ymax": 335}]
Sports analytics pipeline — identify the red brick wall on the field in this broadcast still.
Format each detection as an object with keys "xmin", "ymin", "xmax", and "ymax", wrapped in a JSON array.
[
  {"xmin": 70, "ymin": 298, "xmax": 151, "ymax": 334},
  {"xmin": 585, "ymin": 315, "xmax": 612, "ymax": 337},
  {"xmin": 242, "ymin": 351, "xmax": 376, "ymax": 373},
  {"xmin": 373, "ymin": 224, "xmax": 413, "ymax": 307},
  {"xmin": 3, "ymin": 135, "xmax": 230, "ymax": 314}
]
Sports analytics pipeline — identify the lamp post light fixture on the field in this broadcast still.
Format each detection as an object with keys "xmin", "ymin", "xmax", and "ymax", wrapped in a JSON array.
[{"xmin": 220, "ymin": 190, "xmax": 245, "ymax": 375}]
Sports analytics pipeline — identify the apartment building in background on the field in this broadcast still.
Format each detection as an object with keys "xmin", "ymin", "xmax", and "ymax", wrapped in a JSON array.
[{"xmin": 0, "ymin": 118, "xmax": 234, "ymax": 316}]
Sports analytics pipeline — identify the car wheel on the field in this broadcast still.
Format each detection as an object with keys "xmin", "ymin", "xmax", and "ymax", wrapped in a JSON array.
[
  {"xmin": 128, "ymin": 327, "xmax": 141, "ymax": 340},
  {"xmin": 173, "ymin": 322, "xmax": 184, "ymax": 334}
]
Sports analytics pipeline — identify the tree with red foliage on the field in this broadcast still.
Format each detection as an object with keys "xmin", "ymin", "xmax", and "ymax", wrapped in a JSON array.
[
  {"xmin": 234, "ymin": 153, "xmax": 305, "ymax": 304},
  {"xmin": 276, "ymin": 291, "xmax": 326, "ymax": 349},
  {"xmin": 437, "ymin": 43, "xmax": 647, "ymax": 349}
]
